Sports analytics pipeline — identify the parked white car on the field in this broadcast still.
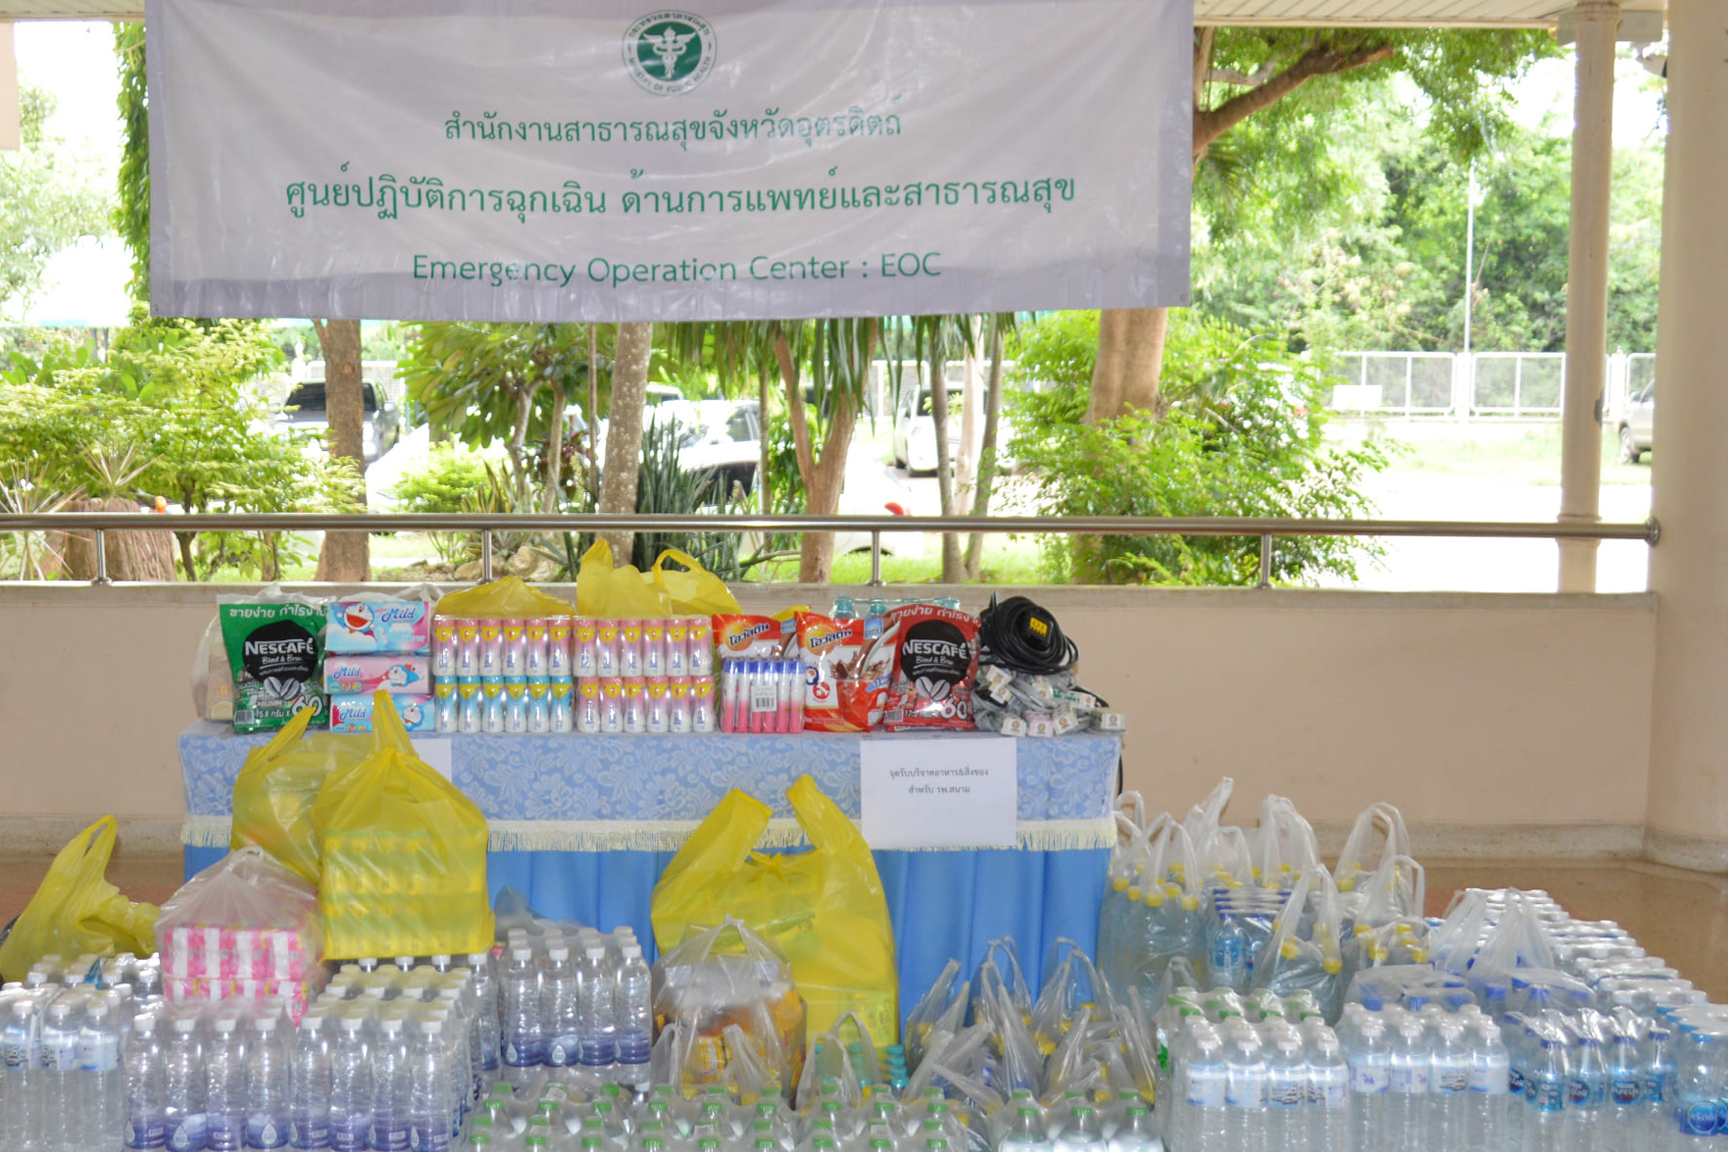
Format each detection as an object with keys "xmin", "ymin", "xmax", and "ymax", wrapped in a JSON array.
[{"xmin": 892, "ymin": 384, "xmax": 962, "ymax": 474}]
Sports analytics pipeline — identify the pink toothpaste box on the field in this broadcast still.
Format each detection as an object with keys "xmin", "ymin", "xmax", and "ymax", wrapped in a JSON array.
[
  {"xmin": 324, "ymin": 599, "xmax": 433, "ymax": 654},
  {"xmin": 330, "ymin": 692, "xmax": 437, "ymax": 734},
  {"xmin": 323, "ymin": 654, "xmax": 433, "ymax": 695}
]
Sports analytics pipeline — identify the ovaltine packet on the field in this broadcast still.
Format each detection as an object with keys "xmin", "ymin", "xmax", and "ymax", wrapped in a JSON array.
[
  {"xmin": 324, "ymin": 599, "xmax": 433, "ymax": 654},
  {"xmin": 323, "ymin": 654, "xmax": 433, "ymax": 695}
]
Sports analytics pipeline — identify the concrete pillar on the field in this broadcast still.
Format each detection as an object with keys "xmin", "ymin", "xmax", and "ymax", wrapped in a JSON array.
[
  {"xmin": 1646, "ymin": 0, "xmax": 1728, "ymax": 870},
  {"xmin": 1556, "ymin": 0, "xmax": 1620, "ymax": 591},
  {"xmin": 0, "ymin": 22, "xmax": 19, "ymax": 152}
]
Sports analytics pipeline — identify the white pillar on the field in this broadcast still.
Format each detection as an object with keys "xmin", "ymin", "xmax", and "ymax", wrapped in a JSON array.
[
  {"xmin": 1646, "ymin": 0, "xmax": 1728, "ymax": 870},
  {"xmin": 1557, "ymin": 0, "xmax": 1620, "ymax": 591},
  {"xmin": 0, "ymin": 22, "xmax": 19, "ymax": 152}
]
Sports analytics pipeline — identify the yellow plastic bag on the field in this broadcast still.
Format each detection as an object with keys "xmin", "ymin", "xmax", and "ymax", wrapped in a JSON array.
[
  {"xmin": 312, "ymin": 690, "xmax": 493, "ymax": 958},
  {"xmin": 652, "ymin": 548, "xmax": 742, "ymax": 616},
  {"xmin": 229, "ymin": 706, "xmax": 373, "ymax": 884},
  {"xmin": 652, "ymin": 775, "xmax": 898, "ymax": 1044},
  {"xmin": 0, "ymin": 818, "xmax": 159, "ymax": 982},
  {"xmin": 576, "ymin": 539, "xmax": 671, "ymax": 618},
  {"xmin": 435, "ymin": 576, "xmax": 575, "ymax": 621}
]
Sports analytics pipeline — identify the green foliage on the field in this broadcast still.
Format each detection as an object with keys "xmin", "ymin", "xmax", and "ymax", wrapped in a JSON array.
[
  {"xmin": 114, "ymin": 23, "xmax": 149, "ymax": 303},
  {"xmin": 398, "ymin": 323, "xmax": 603, "ymax": 505},
  {"xmin": 1007, "ymin": 311, "xmax": 1387, "ymax": 585},
  {"xmin": 0, "ymin": 319, "xmax": 357, "ymax": 579},
  {"xmin": 389, "ymin": 444, "xmax": 496, "ymax": 515},
  {"xmin": 0, "ymin": 83, "xmax": 113, "ymax": 316},
  {"xmin": 631, "ymin": 417, "xmax": 744, "ymax": 578}
]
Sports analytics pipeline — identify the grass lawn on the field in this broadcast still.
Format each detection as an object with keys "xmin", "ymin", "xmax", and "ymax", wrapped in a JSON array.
[{"xmin": 1373, "ymin": 424, "xmax": 1651, "ymax": 486}]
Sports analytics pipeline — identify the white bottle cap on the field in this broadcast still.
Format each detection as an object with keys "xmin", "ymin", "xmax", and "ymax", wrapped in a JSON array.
[
  {"xmin": 621, "ymin": 945, "xmax": 642, "ymax": 960},
  {"xmin": 173, "ymin": 1015, "xmax": 199, "ymax": 1034},
  {"xmin": 586, "ymin": 946, "xmax": 607, "ymax": 962},
  {"xmin": 548, "ymin": 947, "xmax": 569, "ymax": 962},
  {"xmin": 86, "ymin": 1001, "xmax": 109, "ymax": 1022},
  {"xmin": 380, "ymin": 1017, "xmax": 403, "ymax": 1035},
  {"xmin": 513, "ymin": 948, "xmax": 534, "ymax": 962},
  {"xmin": 213, "ymin": 1016, "xmax": 238, "ymax": 1034},
  {"xmin": 340, "ymin": 1015, "xmax": 365, "ymax": 1033},
  {"xmin": 255, "ymin": 1015, "xmax": 277, "ymax": 1033},
  {"xmin": 421, "ymin": 1018, "xmax": 443, "ymax": 1036}
]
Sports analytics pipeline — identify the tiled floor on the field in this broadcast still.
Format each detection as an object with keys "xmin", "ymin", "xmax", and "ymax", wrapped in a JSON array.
[{"xmin": 3, "ymin": 852, "xmax": 1725, "ymax": 1001}]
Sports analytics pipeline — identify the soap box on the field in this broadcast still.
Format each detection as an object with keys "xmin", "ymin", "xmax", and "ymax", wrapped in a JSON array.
[
  {"xmin": 323, "ymin": 654, "xmax": 433, "ymax": 695},
  {"xmin": 324, "ymin": 600, "xmax": 433, "ymax": 655},
  {"xmin": 329, "ymin": 692, "xmax": 437, "ymax": 734}
]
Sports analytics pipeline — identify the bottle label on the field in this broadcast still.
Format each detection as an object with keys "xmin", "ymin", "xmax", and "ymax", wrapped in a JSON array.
[
  {"xmin": 1566, "ymin": 1078, "xmax": 1604, "ymax": 1108},
  {"xmin": 290, "ymin": 1115, "xmax": 331, "ymax": 1149},
  {"xmin": 1311, "ymin": 1071, "xmax": 1349, "ymax": 1109},
  {"xmin": 503, "ymin": 1038, "xmax": 543, "ymax": 1068},
  {"xmin": 1678, "ymin": 1101, "xmax": 1723, "ymax": 1137},
  {"xmin": 2, "ymin": 1036, "xmax": 30, "ymax": 1070},
  {"xmin": 1611, "ymin": 1077, "xmax": 1642, "ymax": 1106},
  {"xmin": 80, "ymin": 1031, "xmax": 121, "ymax": 1071},
  {"xmin": 1184, "ymin": 1067, "xmax": 1225, "ymax": 1108},
  {"xmin": 1469, "ymin": 1066, "xmax": 1509, "ymax": 1095},
  {"xmin": 1645, "ymin": 1072, "xmax": 1673, "ymax": 1107},
  {"xmin": 1508, "ymin": 1067, "xmax": 1526, "ymax": 1097},
  {"xmin": 1390, "ymin": 1066, "xmax": 1429, "ymax": 1095},
  {"xmin": 1433, "ymin": 1067, "xmax": 1469, "ymax": 1095},
  {"xmin": 330, "ymin": 1116, "xmax": 371, "ymax": 1152},
  {"xmin": 168, "ymin": 1114, "xmax": 208, "ymax": 1152},
  {"xmin": 1532, "ymin": 1081, "xmax": 1565, "ymax": 1114},
  {"xmin": 410, "ymin": 1119, "xmax": 452, "ymax": 1152},
  {"xmin": 40, "ymin": 1034, "xmax": 80, "ymax": 1071},
  {"xmin": 1225, "ymin": 1071, "xmax": 1267, "ymax": 1109},
  {"xmin": 1349, "ymin": 1066, "xmax": 1388, "ymax": 1095},
  {"xmin": 1268, "ymin": 1071, "xmax": 1303, "ymax": 1107},
  {"xmin": 545, "ymin": 1033, "xmax": 580, "ymax": 1068},
  {"xmin": 127, "ymin": 1116, "xmax": 168, "ymax": 1150},
  {"xmin": 371, "ymin": 1118, "xmax": 410, "ymax": 1151},
  {"xmin": 248, "ymin": 1115, "xmax": 288, "ymax": 1148},
  {"xmin": 208, "ymin": 1114, "xmax": 244, "ymax": 1152}
]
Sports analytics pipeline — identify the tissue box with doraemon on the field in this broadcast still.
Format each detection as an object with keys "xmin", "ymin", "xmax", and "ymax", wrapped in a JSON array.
[
  {"xmin": 322, "ymin": 654, "xmax": 432, "ymax": 695},
  {"xmin": 329, "ymin": 692, "xmax": 437, "ymax": 734},
  {"xmin": 324, "ymin": 599, "xmax": 432, "ymax": 654}
]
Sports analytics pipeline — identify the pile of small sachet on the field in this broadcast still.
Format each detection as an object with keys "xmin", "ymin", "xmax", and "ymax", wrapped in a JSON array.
[{"xmin": 1098, "ymin": 781, "xmax": 1427, "ymax": 1024}]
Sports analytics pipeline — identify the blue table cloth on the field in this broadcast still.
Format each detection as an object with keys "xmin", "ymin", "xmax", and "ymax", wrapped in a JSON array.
[{"xmin": 180, "ymin": 723, "xmax": 1117, "ymax": 1011}]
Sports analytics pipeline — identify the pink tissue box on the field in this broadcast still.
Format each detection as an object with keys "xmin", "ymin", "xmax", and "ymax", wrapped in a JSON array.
[{"xmin": 323, "ymin": 655, "xmax": 432, "ymax": 694}]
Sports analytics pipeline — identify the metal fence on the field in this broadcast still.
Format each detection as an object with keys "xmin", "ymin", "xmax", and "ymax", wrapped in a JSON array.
[
  {"xmin": 1326, "ymin": 351, "xmax": 1654, "ymax": 420},
  {"xmin": 0, "ymin": 511, "xmax": 1660, "ymax": 589}
]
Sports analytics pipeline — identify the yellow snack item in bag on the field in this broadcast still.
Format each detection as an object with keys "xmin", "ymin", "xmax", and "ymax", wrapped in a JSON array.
[
  {"xmin": 576, "ymin": 539, "xmax": 672, "ymax": 619},
  {"xmin": 651, "ymin": 548, "xmax": 741, "ymax": 617},
  {"xmin": 229, "ymin": 706, "xmax": 372, "ymax": 884},
  {"xmin": 652, "ymin": 775, "xmax": 898, "ymax": 1045},
  {"xmin": 435, "ymin": 575, "xmax": 576, "ymax": 621},
  {"xmin": 312, "ymin": 690, "xmax": 493, "ymax": 959},
  {"xmin": 0, "ymin": 817, "xmax": 159, "ymax": 982}
]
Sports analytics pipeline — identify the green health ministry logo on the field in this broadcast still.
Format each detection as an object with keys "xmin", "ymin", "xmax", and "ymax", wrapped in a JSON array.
[{"xmin": 624, "ymin": 11, "xmax": 717, "ymax": 95}]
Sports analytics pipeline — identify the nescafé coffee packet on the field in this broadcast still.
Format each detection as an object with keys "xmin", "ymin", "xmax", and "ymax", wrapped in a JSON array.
[
  {"xmin": 219, "ymin": 599, "xmax": 328, "ymax": 733},
  {"xmin": 881, "ymin": 604, "xmax": 981, "ymax": 731}
]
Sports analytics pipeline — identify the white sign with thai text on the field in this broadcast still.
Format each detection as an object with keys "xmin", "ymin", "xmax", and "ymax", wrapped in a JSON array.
[
  {"xmin": 860, "ymin": 736, "xmax": 1017, "ymax": 849},
  {"xmin": 147, "ymin": 0, "xmax": 1193, "ymax": 321}
]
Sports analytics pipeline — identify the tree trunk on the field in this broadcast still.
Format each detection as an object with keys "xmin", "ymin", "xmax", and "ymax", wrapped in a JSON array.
[
  {"xmin": 965, "ymin": 321, "xmax": 1007, "ymax": 580},
  {"xmin": 797, "ymin": 387, "xmax": 858, "ymax": 583},
  {"xmin": 312, "ymin": 318, "xmax": 369, "ymax": 582},
  {"xmin": 956, "ymin": 328, "xmax": 981, "ymax": 515},
  {"xmin": 544, "ymin": 377, "xmax": 567, "ymax": 513},
  {"xmin": 928, "ymin": 350, "xmax": 963, "ymax": 582},
  {"xmin": 599, "ymin": 322, "xmax": 653, "ymax": 561},
  {"xmin": 1087, "ymin": 308, "xmax": 1171, "ymax": 424},
  {"xmin": 587, "ymin": 324, "xmax": 601, "ymax": 504},
  {"xmin": 62, "ymin": 498, "xmax": 176, "ymax": 582}
]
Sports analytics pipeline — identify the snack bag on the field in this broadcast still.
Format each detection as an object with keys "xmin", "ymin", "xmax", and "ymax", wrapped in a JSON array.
[
  {"xmin": 795, "ymin": 612, "xmax": 893, "ymax": 733},
  {"xmin": 713, "ymin": 614, "xmax": 791, "ymax": 661},
  {"xmin": 219, "ymin": 597, "xmax": 328, "ymax": 733},
  {"xmin": 880, "ymin": 604, "xmax": 981, "ymax": 731}
]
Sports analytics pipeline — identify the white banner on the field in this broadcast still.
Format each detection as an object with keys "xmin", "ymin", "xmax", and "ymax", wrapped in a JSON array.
[{"xmin": 147, "ymin": 0, "xmax": 1192, "ymax": 321}]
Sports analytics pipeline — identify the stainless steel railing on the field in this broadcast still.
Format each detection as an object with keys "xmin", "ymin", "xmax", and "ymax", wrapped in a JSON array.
[{"xmin": 0, "ymin": 511, "xmax": 1660, "ymax": 588}]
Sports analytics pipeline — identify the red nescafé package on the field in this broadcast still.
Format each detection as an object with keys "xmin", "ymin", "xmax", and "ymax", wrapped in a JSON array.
[
  {"xmin": 881, "ymin": 604, "xmax": 981, "ymax": 731},
  {"xmin": 795, "ymin": 612, "xmax": 894, "ymax": 733}
]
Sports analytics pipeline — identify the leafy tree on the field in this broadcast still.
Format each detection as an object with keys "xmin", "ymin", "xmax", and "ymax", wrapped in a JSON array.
[
  {"xmin": 1, "ymin": 83, "xmax": 112, "ymax": 317},
  {"xmin": 1091, "ymin": 27, "xmax": 1555, "ymax": 421},
  {"xmin": 114, "ymin": 23, "xmax": 148, "ymax": 302},
  {"xmin": 1010, "ymin": 310, "xmax": 1387, "ymax": 584}
]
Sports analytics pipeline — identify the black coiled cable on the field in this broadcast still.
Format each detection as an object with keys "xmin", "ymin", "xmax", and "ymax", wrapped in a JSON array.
[{"xmin": 978, "ymin": 593, "xmax": 1080, "ymax": 675}]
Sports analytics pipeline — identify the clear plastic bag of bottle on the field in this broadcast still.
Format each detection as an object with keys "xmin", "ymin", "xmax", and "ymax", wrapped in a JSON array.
[
  {"xmin": 904, "ymin": 958, "xmax": 968, "ymax": 1072},
  {"xmin": 1031, "ymin": 940, "xmax": 1117, "ymax": 1057},
  {"xmin": 1333, "ymin": 802, "xmax": 1411, "ymax": 902},
  {"xmin": 1250, "ymin": 795, "xmax": 1322, "ymax": 892},
  {"xmin": 1251, "ymin": 866, "xmax": 1347, "ymax": 1021}
]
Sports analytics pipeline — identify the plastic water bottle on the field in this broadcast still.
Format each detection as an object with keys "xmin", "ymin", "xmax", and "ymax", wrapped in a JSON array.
[
  {"xmin": 1641, "ymin": 1019, "xmax": 1676, "ymax": 1146},
  {"xmin": 1605, "ymin": 1020, "xmax": 1644, "ymax": 1143},
  {"xmin": 1222, "ymin": 1025, "xmax": 1267, "ymax": 1152},
  {"xmin": 2, "ymin": 996, "xmax": 41, "ymax": 1152},
  {"xmin": 371, "ymin": 1015, "xmax": 411, "ymax": 1152},
  {"xmin": 410, "ymin": 1017, "xmax": 452, "ymax": 1152},
  {"xmin": 540, "ymin": 947, "xmax": 579, "ymax": 1070},
  {"xmin": 1429, "ymin": 1017, "xmax": 1470, "ymax": 1151},
  {"xmin": 39, "ymin": 998, "xmax": 82, "ymax": 1152},
  {"xmin": 327, "ymin": 1015, "xmax": 372, "ymax": 1152},
  {"xmin": 1673, "ymin": 1027, "xmax": 1718, "ymax": 1144},
  {"xmin": 205, "ymin": 1015, "xmax": 247, "ymax": 1152},
  {"xmin": 288, "ymin": 1010, "xmax": 330, "ymax": 1151},
  {"xmin": 1264, "ymin": 1027, "xmax": 1307, "ymax": 1152},
  {"xmin": 463, "ymin": 953, "xmax": 501, "ymax": 1085},
  {"xmin": 614, "ymin": 943, "xmax": 653, "ymax": 1083},
  {"xmin": 1464, "ymin": 1020, "xmax": 1509, "ymax": 1152},
  {"xmin": 1526, "ymin": 1036, "xmax": 1570, "ymax": 1152},
  {"xmin": 1565, "ymin": 1031, "xmax": 1606, "ymax": 1152},
  {"xmin": 1208, "ymin": 916, "xmax": 1248, "ymax": 993},
  {"xmin": 244, "ymin": 1015, "xmax": 289, "ymax": 1149},
  {"xmin": 431, "ymin": 991, "xmax": 471, "ymax": 1137},
  {"xmin": 1346, "ymin": 1016, "xmax": 1388, "ymax": 1152},
  {"xmin": 165, "ymin": 1014, "xmax": 208, "ymax": 1152},
  {"xmin": 502, "ymin": 949, "xmax": 543, "ymax": 1084},
  {"xmin": 576, "ymin": 943, "xmax": 616, "ymax": 1072},
  {"xmin": 82, "ymin": 998, "xmax": 125, "ymax": 1149},
  {"xmin": 1104, "ymin": 1101, "xmax": 1156, "ymax": 1152},
  {"xmin": 1001, "ymin": 1105, "xmax": 1055, "ymax": 1152},
  {"xmin": 125, "ymin": 1012, "xmax": 168, "ymax": 1151},
  {"xmin": 1305, "ymin": 1027, "xmax": 1349, "ymax": 1152},
  {"xmin": 1385, "ymin": 1013, "xmax": 1428, "ymax": 1152},
  {"xmin": 1052, "ymin": 1105, "xmax": 1104, "ymax": 1152}
]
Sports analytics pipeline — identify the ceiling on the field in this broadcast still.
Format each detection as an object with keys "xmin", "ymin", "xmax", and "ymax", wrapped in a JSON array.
[{"xmin": 0, "ymin": 0, "xmax": 1667, "ymax": 26}]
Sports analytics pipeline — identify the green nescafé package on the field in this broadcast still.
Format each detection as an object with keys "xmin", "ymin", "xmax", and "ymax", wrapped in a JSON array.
[{"xmin": 219, "ymin": 600, "xmax": 328, "ymax": 732}]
